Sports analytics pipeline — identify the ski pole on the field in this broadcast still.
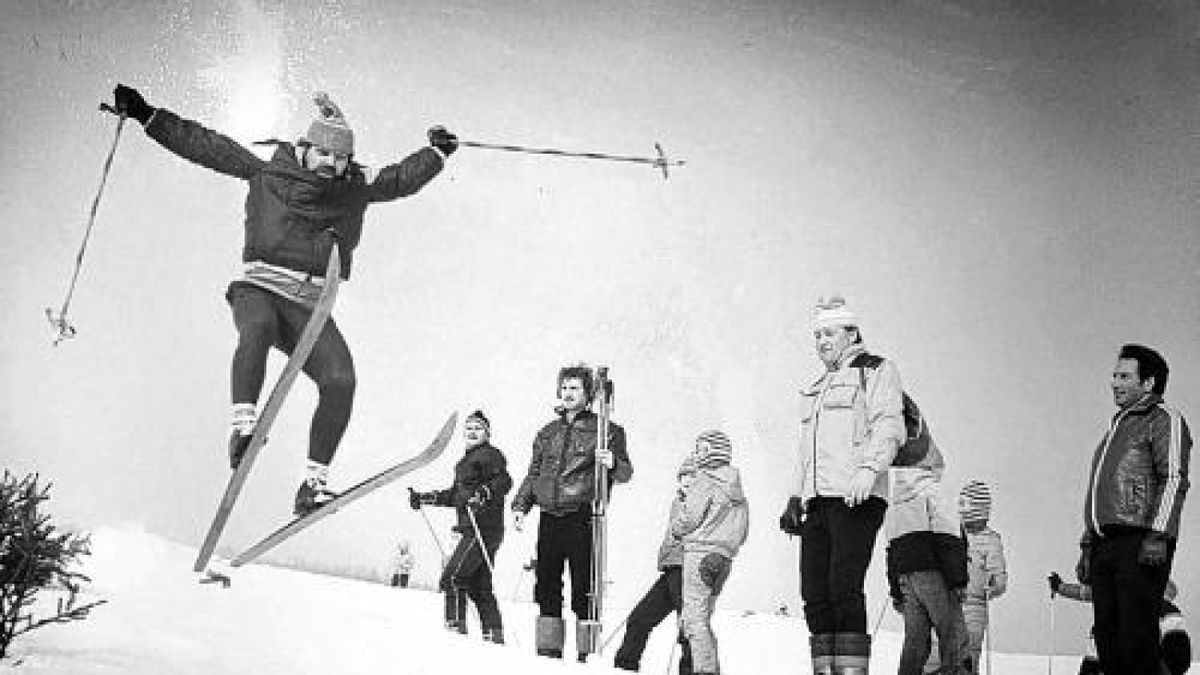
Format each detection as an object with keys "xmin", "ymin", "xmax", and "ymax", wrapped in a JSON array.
[
  {"xmin": 459, "ymin": 140, "xmax": 685, "ymax": 179},
  {"xmin": 599, "ymin": 611, "xmax": 632, "ymax": 652},
  {"xmin": 1047, "ymin": 591, "xmax": 1055, "ymax": 675},
  {"xmin": 46, "ymin": 103, "xmax": 128, "ymax": 346},
  {"xmin": 410, "ymin": 490, "xmax": 448, "ymax": 565},
  {"xmin": 464, "ymin": 504, "xmax": 495, "ymax": 577},
  {"xmin": 870, "ymin": 600, "xmax": 888, "ymax": 638}
]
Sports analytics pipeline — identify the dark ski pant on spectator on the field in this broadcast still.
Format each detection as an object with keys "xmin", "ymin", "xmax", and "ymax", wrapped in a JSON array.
[
  {"xmin": 535, "ymin": 509, "xmax": 593, "ymax": 619},
  {"xmin": 440, "ymin": 526, "xmax": 503, "ymax": 631},
  {"xmin": 800, "ymin": 496, "xmax": 887, "ymax": 633},
  {"xmin": 614, "ymin": 565, "xmax": 693, "ymax": 673},
  {"xmin": 1089, "ymin": 527, "xmax": 1174, "ymax": 675},
  {"xmin": 227, "ymin": 282, "xmax": 355, "ymax": 465}
]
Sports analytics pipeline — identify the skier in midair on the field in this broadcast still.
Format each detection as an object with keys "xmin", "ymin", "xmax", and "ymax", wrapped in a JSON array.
[
  {"xmin": 511, "ymin": 364, "xmax": 633, "ymax": 661},
  {"xmin": 410, "ymin": 410, "xmax": 512, "ymax": 643},
  {"xmin": 109, "ymin": 84, "xmax": 457, "ymax": 515}
]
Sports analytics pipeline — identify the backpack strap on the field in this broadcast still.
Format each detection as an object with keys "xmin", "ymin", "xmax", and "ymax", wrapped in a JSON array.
[{"xmin": 849, "ymin": 352, "xmax": 885, "ymax": 391}]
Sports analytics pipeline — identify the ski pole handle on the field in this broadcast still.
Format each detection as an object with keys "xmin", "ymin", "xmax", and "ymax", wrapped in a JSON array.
[{"xmin": 99, "ymin": 102, "xmax": 123, "ymax": 116}]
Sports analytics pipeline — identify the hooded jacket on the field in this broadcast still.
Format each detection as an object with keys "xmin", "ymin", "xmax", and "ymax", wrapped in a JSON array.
[
  {"xmin": 144, "ymin": 108, "xmax": 444, "ymax": 281},
  {"xmin": 795, "ymin": 344, "xmax": 906, "ymax": 505},
  {"xmin": 1081, "ymin": 393, "xmax": 1191, "ymax": 544},
  {"xmin": 511, "ymin": 409, "xmax": 632, "ymax": 516},
  {"xmin": 671, "ymin": 464, "xmax": 750, "ymax": 560}
]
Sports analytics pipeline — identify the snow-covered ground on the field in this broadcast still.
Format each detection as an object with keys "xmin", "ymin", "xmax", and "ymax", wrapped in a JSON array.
[{"xmin": 0, "ymin": 526, "xmax": 1119, "ymax": 674}]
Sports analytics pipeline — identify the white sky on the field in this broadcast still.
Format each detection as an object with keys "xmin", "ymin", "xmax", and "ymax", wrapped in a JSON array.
[{"xmin": 2, "ymin": 0, "xmax": 1198, "ymax": 656}]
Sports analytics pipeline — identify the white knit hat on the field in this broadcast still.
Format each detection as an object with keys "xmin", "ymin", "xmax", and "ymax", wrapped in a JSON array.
[
  {"xmin": 302, "ymin": 92, "xmax": 354, "ymax": 154},
  {"xmin": 813, "ymin": 295, "xmax": 860, "ymax": 331},
  {"xmin": 695, "ymin": 430, "xmax": 733, "ymax": 468}
]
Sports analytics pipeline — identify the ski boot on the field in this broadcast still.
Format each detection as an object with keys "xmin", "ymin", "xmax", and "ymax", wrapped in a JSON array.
[
  {"xmin": 535, "ymin": 615, "xmax": 565, "ymax": 658},
  {"xmin": 294, "ymin": 476, "xmax": 338, "ymax": 516},
  {"xmin": 482, "ymin": 627, "xmax": 505, "ymax": 644},
  {"xmin": 228, "ymin": 431, "xmax": 252, "ymax": 470}
]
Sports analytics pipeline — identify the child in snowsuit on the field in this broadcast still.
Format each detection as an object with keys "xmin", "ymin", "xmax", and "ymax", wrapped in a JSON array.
[
  {"xmin": 390, "ymin": 540, "xmax": 414, "ymax": 587},
  {"xmin": 613, "ymin": 456, "xmax": 697, "ymax": 673},
  {"xmin": 954, "ymin": 480, "xmax": 1006, "ymax": 674},
  {"xmin": 671, "ymin": 430, "xmax": 750, "ymax": 675},
  {"xmin": 885, "ymin": 468, "xmax": 970, "ymax": 675}
]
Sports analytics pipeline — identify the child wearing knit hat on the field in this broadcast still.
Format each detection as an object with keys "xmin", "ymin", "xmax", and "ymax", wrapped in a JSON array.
[
  {"xmin": 939, "ymin": 479, "xmax": 1007, "ymax": 674},
  {"xmin": 671, "ymin": 430, "xmax": 750, "ymax": 675}
]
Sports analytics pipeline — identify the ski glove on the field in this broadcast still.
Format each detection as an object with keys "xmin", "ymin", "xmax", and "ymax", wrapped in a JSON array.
[
  {"xmin": 427, "ymin": 126, "xmax": 459, "ymax": 156},
  {"xmin": 1047, "ymin": 572, "xmax": 1062, "ymax": 595},
  {"xmin": 466, "ymin": 485, "xmax": 491, "ymax": 509},
  {"xmin": 1138, "ymin": 532, "xmax": 1171, "ymax": 567},
  {"xmin": 408, "ymin": 488, "xmax": 436, "ymax": 510},
  {"xmin": 778, "ymin": 496, "xmax": 805, "ymax": 536},
  {"xmin": 113, "ymin": 84, "xmax": 154, "ymax": 125}
]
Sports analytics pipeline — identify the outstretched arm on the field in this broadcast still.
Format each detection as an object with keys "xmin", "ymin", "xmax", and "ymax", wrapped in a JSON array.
[{"xmin": 114, "ymin": 84, "xmax": 264, "ymax": 180}]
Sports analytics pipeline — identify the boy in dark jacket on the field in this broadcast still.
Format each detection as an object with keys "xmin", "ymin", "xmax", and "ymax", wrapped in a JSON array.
[
  {"xmin": 410, "ymin": 410, "xmax": 512, "ymax": 643},
  {"xmin": 885, "ymin": 468, "xmax": 970, "ymax": 675},
  {"xmin": 110, "ymin": 84, "xmax": 456, "ymax": 515}
]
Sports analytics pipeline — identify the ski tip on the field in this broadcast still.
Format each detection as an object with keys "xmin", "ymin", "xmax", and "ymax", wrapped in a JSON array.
[{"xmin": 198, "ymin": 569, "xmax": 232, "ymax": 588}]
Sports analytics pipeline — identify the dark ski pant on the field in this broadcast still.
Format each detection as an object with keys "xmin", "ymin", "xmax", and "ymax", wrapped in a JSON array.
[
  {"xmin": 1088, "ymin": 527, "xmax": 1174, "ymax": 675},
  {"xmin": 440, "ymin": 526, "xmax": 503, "ymax": 631},
  {"xmin": 227, "ymin": 282, "xmax": 355, "ymax": 465},
  {"xmin": 614, "ymin": 565, "xmax": 693, "ymax": 673},
  {"xmin": 799, "ymin": 496, "xmax": 887, "ymax": 634},
  {"xmin": 534, "ymin": 509, "xmax": 593, "ymax": 619},
  {"xmin": 390, "ymin": 573, "xmax": 410, "ymax": 588}
]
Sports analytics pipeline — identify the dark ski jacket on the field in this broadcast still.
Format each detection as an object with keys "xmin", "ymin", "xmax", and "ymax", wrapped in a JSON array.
[
  {"xmin": 512, "ymin": 409, "xmax": 632, "ymax": 517},
  {"xmin": 143, "ymin": 108, "xmax": 444, "ymax": 280},
  {"xmin": 1081, "ymin": 393, "xmax": 1191, "ymax": 544},
  {"xmin": 431, "ymin": 442, "xmax": 512, "ymax": 535}
]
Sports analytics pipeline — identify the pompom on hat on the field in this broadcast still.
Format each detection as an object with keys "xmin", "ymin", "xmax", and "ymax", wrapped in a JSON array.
[
  {"xmin": 302, "ymin": 92, "xmax": 354, "ymax": 155},
  {"xmin": 813, "ymin": 295, "xmax": 860, "ymax": 331},
  {"xmin": 465, "ymin": 409, "xmax": 491, "ymax": 430},
  {"xmin": 957, "ymin": 479, "xmax": 992, "ymax": 522},
  {"xmin": 694, "ymin": 430, "xmax": 733, "ymax": 469}
]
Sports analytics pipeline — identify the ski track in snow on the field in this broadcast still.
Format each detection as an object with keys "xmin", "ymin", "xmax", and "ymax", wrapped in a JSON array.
[{"xmin": 0, "ymin": 526, "xmax": 1137, "ymax": 674}]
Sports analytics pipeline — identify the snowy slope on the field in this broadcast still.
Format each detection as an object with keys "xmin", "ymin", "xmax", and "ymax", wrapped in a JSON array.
[{"xmin": 0, "ymin": 526, "xmax": 1109, "ymax": 674}]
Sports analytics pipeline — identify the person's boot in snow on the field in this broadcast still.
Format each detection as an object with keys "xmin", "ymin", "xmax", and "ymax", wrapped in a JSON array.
[{"xmin": 535, "ymin": 615, "xmax": 565, "ymax": 658}]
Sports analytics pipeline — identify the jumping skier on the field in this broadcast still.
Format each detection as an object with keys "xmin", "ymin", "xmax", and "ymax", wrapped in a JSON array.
[{"xmin": 109, "ymin": 84, "xmax": 457, "ymax": 515}]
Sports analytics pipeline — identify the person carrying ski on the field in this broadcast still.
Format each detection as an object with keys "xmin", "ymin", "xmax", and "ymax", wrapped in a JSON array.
[
  {"xmin": 779, "ymin": 295, "xmax": 906, "ymax": 674},
  {"xmin": 1076, "ymin": 344, "xmax": 1192, "ymax": 674},
  {"xmin": 885, "ymin": 467, "xmax": 970, "ymax": 675},
  {"xmin": 671, "ymin": 430, "xmax": 749, "ymax": 675},
  {"xmin": 511, "ymin": 364, "xmax": 633, "ymax": 661},
  {"xmin": 1048, "ymin": 574, "xmax": 1192, "ymax": 674},
  {"xmin": 109, "ymin": 84, "xmax": 457, "ymax": 516},
  {"xmin": 409, "ymin": 410, "xmax": 512, "ymax": 643},
  {"xmin": 613, "ymin": 455, "xmax": 697, "ymax": 673}
]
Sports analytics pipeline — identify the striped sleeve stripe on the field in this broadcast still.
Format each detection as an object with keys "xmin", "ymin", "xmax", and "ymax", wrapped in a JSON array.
[{"xmin": 1151, "ymin": 403, "xmax": 1186, "ymax": 533}]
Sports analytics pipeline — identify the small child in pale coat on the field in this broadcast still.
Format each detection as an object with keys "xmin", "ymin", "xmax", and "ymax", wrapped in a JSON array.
[{"xmin": 671, "ymin": 430, "xmax": 750, "ymax": 675}]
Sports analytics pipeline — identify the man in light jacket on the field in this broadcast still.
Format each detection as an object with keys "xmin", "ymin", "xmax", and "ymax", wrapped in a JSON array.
[{"xmin": 780, "ymin": 295, "xmax": 906, "ymax": 674}]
